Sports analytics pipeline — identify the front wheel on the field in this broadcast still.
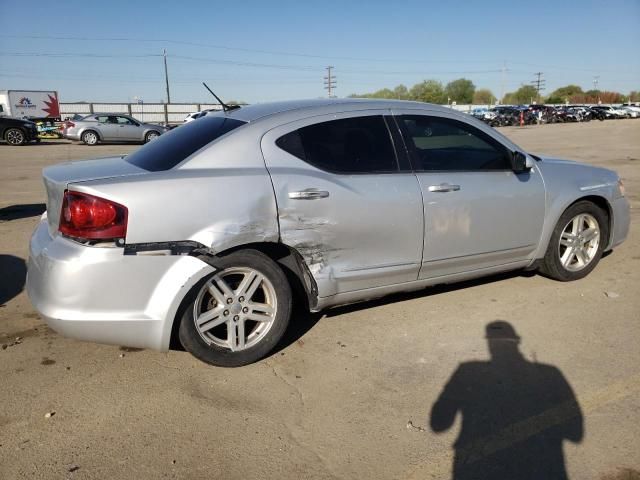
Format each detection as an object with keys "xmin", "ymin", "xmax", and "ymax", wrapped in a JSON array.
[
  {"xmin": 179, "ymin": 249, "xmax": 292, "ymax": 367},
  {"xmin": 5, "ymin": 128, "xmax": 26, "ymax": 145},
  {"xmin": 539, "ymin": 201, "xmax": 608, "ymax": 281}
]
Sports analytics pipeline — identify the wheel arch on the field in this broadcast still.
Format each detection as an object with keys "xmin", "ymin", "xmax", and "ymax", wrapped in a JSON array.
[
  {"xmin": 167, "ymin": 241, "xmax": 318, "ymax": 351},
  {"xmin": 80, "ymin": 127, "xmax": 102, "ymax": 141},
  {"xmin": 537, "ymin": 194, "xmax": 614, "ymax": 260},
  {"xmin": 4, "ymin": 126, "xmax": 27, "ymax": 140}
]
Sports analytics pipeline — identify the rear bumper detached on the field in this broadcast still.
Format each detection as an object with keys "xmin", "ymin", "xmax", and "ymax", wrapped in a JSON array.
[{"xmin": 26, "ymin": 218, "xmax": 214, "ymax": 351}]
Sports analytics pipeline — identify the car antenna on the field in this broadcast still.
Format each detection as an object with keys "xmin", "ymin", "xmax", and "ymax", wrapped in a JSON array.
[{"xmin": 202, "ymin": 82, "xmax": 241, "ymax": 112}]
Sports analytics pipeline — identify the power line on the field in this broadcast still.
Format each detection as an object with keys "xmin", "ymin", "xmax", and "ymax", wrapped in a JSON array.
[
  {"xmin": 0, "ymin": 51, "xmax": 506, "ymax": 76},
  {"xmin": 0, "ymin": 52, "xmax": 160, "ymax": 58},
  {"xmin": 324, "ymin": 66, "xmax": 336, "ymax": 98},
  {"xmin": 0, "ymin": 34, "xmax": 503, "ymax": 64},
  {"xmin": 2, "ymin": 34, "xmax": 633, "ymax": 74}
]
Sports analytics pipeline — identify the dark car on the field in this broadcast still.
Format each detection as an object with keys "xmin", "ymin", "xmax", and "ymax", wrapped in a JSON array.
[{"xmin": 0, "ymin": 117, "xmax": 39, "ymax": 145}]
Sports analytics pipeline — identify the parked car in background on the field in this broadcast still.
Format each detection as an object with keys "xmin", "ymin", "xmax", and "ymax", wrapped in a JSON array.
[
  {"xmin": 591, "ymin": 105, "xmax": 627, "ymax": 119},
  {"xmin": 184, "ymin": 109, "xmax": 213, "ymax": 123},
  {"xmin": 0, "ymin": 116, "xmax": 39, "ymax": 145},
  {"xmin": 27, "ymin": 99, "xmax": 630, "ymax": 367},
  {"xmin": 618, "ymin": 106, "xmax": 639, "ymax": 118},
  {"xmin": 61, "ymin": 114, "xmax": 169, "ymax": 145},
  {"xmin": 470, "ymin": 107, "xmax": 496, "ymax": 120}
]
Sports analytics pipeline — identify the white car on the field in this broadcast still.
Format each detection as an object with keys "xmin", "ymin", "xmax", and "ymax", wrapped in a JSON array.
[
  {"xmin": 184, "ymin": 111, "xmax": 208, "ymax": 123},
  {"xmin": 618, "ymin": 106, "xmax": 639, "ymax": 118}
]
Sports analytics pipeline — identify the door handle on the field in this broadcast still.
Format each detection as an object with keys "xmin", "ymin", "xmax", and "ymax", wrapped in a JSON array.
[
  {"xmin": 288, "ymin": 188, "xmax": 330, "ymax": 200},
  {"xmin": 428, "ymin": 183, "xmax": 461, "ymax": 193}
]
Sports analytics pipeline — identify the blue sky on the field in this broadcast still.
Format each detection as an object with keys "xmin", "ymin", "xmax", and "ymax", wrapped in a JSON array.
[{"xmin": 1, "ymin": 0, "xmax": 638, "ymax": 103}]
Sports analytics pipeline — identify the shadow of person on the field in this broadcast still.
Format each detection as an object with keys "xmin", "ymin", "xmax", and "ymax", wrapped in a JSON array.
[
  {"xmin": 0, "ymin": 255, "xmax": 27, "ymax": 305},
  {"xmin": 430, "ymin": 321, "xmax": 583, "ymax": 480}
]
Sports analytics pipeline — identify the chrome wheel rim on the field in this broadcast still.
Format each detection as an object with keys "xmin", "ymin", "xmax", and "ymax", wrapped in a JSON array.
[
  {"xmin": 7, "ymin": 130, "xmax": 24, "ymax": 145},
  {"xmin": 558, "ymin": 213, "xmax": 600, "ymax": 272},
  {"xmin": 193, "ymin": 267, "xmax": 277, "ymax": 352},
  {"xmin": 146, "ymin": 132, "xmax": 158, "ymax": 142},
  {"xmin": 84, "ymin": 132, "xmax": 97, "ymax": 144}
]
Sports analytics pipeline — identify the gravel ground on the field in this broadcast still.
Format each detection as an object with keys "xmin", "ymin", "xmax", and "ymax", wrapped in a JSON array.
[{"xmin": 1, "ymin": 120, "xmax": 639, "ymax": 480}]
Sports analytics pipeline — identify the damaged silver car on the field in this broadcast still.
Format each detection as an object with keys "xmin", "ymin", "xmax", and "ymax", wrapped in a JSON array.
[{"xmin": 27, "ymin": 99, "xmax": 630, "ymax": 366}]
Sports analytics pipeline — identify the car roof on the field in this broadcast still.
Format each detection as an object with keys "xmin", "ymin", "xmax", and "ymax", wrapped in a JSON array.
[{"xmin": 216, "ymin": 98, "xmax": 460, "ymax": 123}]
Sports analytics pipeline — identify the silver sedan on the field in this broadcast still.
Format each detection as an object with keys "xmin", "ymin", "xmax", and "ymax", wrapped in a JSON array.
[
  {"xmin": 27, "ymin": 99, "xmax": 630, "ymax": 367},
  {"xmin": 62, "ymin": 113, "xmax": 169, "ymax": 145}
]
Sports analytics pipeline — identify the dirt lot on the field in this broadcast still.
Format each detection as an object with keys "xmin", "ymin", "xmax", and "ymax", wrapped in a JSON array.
[{"xmin": 1, "ymin": 121, "xmax": 639, "ymax": 480}]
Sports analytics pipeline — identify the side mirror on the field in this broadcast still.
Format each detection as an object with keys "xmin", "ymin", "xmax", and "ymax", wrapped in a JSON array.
[{"xmin": 511, "ymin": 151, "xmax": 533, "ymax": 173}]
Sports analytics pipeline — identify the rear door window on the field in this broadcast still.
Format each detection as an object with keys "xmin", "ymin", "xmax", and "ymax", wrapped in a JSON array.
[
  {"xmin": 276, "ymin": 116, "xmax": 398, "ymax": 173},
  {"xmin": 125, "ymin": 116, "xmax": 246, "ymax": 171}
]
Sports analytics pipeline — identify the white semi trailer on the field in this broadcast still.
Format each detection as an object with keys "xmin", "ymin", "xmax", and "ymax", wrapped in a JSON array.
[{"xmin": 0, "ymin": 90, "xmax": 60, "ymax": 121}]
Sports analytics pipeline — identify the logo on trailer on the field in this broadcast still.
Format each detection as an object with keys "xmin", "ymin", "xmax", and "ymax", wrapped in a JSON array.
[{"xmin": 16, "ymin": 97, "xmax": 36, "ymax": 109}]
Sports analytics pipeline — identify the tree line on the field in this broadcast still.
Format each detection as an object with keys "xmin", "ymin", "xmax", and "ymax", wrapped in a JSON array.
[{"xmin": 349, "ymin": 79, "xmax": 639, "ymax": 105}]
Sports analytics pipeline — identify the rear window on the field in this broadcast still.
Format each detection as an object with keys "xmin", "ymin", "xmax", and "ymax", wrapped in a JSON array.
[{"xmin": 125, "ymin": 116, "xmax": 245, "ymax": 171}]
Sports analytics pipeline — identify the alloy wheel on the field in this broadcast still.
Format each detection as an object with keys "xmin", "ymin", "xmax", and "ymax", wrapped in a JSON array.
[
  {"xmin": 193, "ymin": 267, "xmax": 277, "ymax": 352},
  {"xmin": 6, "ymin": 129, "xmax": 25, "ymax": 145},
  {"xmin": 558, "ymin": 213, "xmax": 600, "ymax": 272}
]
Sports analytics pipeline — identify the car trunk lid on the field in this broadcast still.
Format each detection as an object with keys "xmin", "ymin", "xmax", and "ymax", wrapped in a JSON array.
[{"xmin": 43, "ymin": 156, "xmax": 147, "ymax": 236}]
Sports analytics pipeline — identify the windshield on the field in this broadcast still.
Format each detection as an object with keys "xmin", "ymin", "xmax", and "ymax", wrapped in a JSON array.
[{"xmin": 125, "ymin": 116, "xmax": 245, "ymax": 171}]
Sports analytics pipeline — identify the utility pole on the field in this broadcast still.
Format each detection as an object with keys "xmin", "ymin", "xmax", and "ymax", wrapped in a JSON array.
[
  {"xmin": 324, "ymin": 66, "xmax": 336, "ymax": 98},
  {"xmin": 500, "ymin": 61, "xmax": 506, "ymax": 104},
  {"xmin": 531, "ymin": 72, "xmax": 545, "ymax": 103},
  {"xmin": 163, "ymin": 49, "xmax": 171, "ymax": 104}
]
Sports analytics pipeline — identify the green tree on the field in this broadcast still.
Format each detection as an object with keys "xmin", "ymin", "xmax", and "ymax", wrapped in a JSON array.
[
  {"xmin": 393, "ymin": 84, "xmax": 410, "ymax": 100},
  {"xmin": 445, "ymin": 78, "xmax": 475, "ymax": 103},
  {"xmin": 473, "ymin": 88, "xmax": 496, "ymax": 105},
  {"xmin": 503, "ymin": 85, "xmax": 538, "ymax": 105},
  {"xmin": 546, "ymin": 85, "xmax": 584, "ymax": 104},
  {"xmin": 410, "ymin": 80, "xmax": 446, "ymax": 104}
]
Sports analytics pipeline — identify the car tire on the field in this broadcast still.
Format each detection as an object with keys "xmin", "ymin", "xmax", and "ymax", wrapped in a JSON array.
[
  {"xmin": 5, "ymin": 128, "xmax": 26, "ymax": 146},
  {"xmin": 178, "ymin": 249, "xmax": 292, "ymax": 367},
  {"xmin": 82, "ymin": 130, "xmax": 99, "ymax": 146},
  {"xmin": 539, "ymin": 200, "xmax": 608, "ymax": 282},
  {"xmin": 144, "ymin": 131, "xmax": 160, "ymax": 143}
]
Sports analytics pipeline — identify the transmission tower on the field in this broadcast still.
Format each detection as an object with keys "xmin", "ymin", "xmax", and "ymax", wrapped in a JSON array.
[
  {"xmin": 324, "ymin": 66, "xmax": 337, "ymax": 98},
  {"xmin": 530, "ymin": 72, "xmax": 546, "ymax": 103}
]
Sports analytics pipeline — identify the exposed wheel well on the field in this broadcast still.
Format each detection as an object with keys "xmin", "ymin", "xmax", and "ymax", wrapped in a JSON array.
[
  {"xmin": 169, "ymin": 241, "xmax": 316, "ymax": 351},
  {"xmin": 216, "ymin": 242, "xmax": 317, "ymax": 310}
]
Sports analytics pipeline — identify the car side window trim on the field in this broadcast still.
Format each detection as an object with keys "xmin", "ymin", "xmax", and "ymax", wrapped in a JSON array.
[
  {"xmin": 395, "ymin": 114, "xmax": 512, "ymax": 173},
  {"xmin": 383, "ymin": 115, "xmax": 412, "ymax": 172}
]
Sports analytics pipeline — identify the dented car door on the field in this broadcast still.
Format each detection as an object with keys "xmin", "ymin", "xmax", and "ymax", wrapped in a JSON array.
[{"xmin": 261, "ymin": 111, "xmax": 424, "ymax": 298}]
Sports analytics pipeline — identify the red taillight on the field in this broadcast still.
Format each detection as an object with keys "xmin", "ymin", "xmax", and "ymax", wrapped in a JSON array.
[
  {"xmin": 64, "ymin": 121, "xmax": 75, "ymax": 129},
  {"xmin": 59, "ymin": 191, "xmax": 127, "ymax": 240}
]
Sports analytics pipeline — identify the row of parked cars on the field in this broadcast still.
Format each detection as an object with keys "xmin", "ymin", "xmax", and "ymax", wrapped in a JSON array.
[
  {"xmin": 2, "ymin": 102, "xmax": 639, "ymax": 146},
  {"xmin": 470, "ymin": 103, "xmax": 640, "ymax": 127}
]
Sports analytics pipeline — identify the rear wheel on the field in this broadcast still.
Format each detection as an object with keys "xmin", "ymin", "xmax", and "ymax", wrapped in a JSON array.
[
  {"xmin": 5, "ymin": 128, "xmax": 26, "ymax": 145},
  {"xmin": 539, "ymin": 201, "xmax": 608, "ymax": 281},
  {"xmin": 179, "ymin": 249, "xmax": 292, "ymax": 367},
  {"xmin": 144, "ymin": 131, "xmax": 160, "ymax": 143},
  {"xmin": 82, "ymin": 130, "xmax": 99, "ymax": 146}
]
